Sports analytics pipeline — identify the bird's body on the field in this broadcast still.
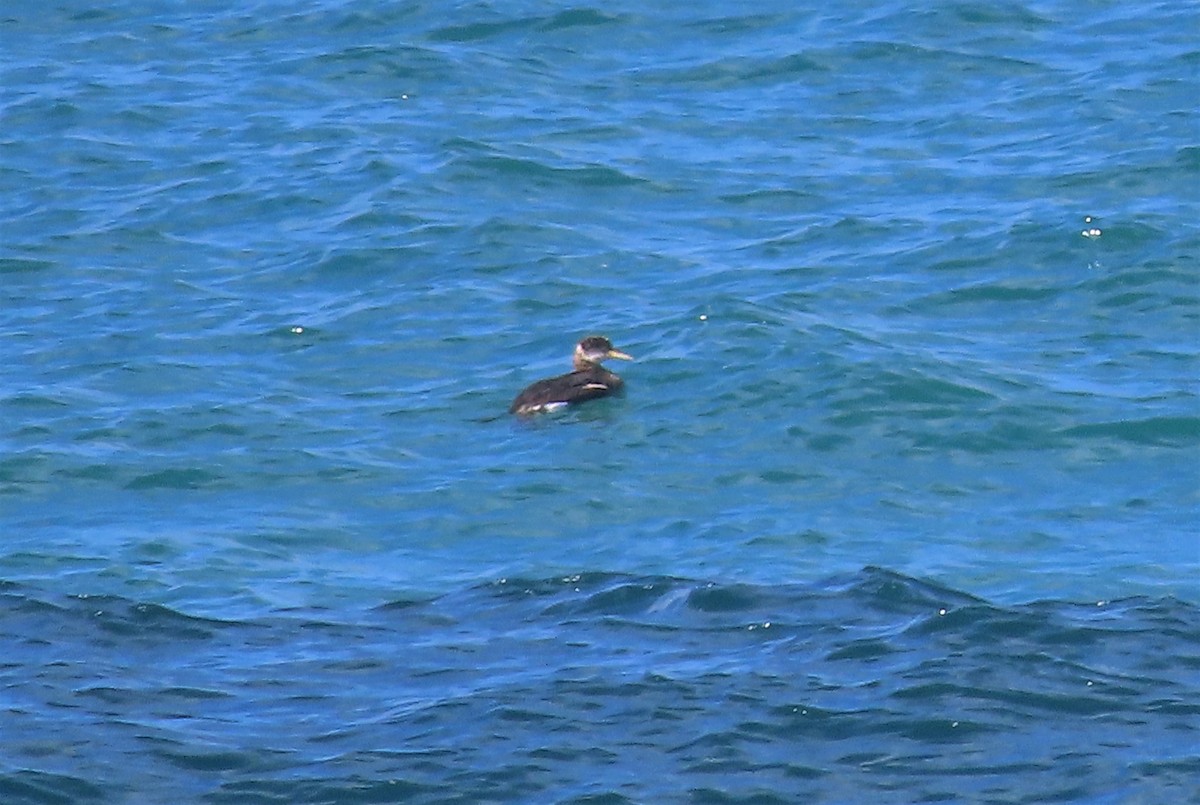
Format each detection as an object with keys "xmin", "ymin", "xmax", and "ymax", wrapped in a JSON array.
[{"xmin": 510, "ymin": 336, "xmax": 633, "ymax": 415}]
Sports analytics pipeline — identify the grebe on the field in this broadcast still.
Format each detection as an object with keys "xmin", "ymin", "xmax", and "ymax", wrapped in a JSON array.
[{"xmin": 509, "ymin": 336, "xmax": 633, "ymax": 415}]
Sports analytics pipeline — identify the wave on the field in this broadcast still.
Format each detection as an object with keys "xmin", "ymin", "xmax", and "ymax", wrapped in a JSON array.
[{"xmin": 2, "ymin": 567, "xmax": 1197, "ymax": 802}]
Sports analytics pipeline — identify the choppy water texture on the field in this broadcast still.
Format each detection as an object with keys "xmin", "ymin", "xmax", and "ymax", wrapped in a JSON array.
[{"xmin": 2, "ymin": 1, "xmax": 1198, "ymax": 802}]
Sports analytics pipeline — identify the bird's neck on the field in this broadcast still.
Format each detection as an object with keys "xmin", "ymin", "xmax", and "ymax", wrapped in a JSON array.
[{"xmin": 573, "ymin": 356, "xmax": 600, "ymax": 371}]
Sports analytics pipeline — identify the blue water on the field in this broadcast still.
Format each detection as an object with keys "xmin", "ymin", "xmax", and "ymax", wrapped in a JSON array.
[{"xmin": 2, "ymin": 1, "xmax": 1198, "ymax": 802}]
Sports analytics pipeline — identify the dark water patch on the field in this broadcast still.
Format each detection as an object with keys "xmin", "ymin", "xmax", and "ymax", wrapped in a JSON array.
[
  {"xmin": 1178, "ymin": 144, "xmax": 1200, "ymax": 170},
  {"xmin": 86, "ymin": 599, "xmax": 228, "ymax": 641},
  {"xmin": 936, "ymin": 281, "xmax": 1063, "ymax": 306},
  {"xmin": 2, "ymin": 393, "xmax": 73, "ymax": 411},
  {"xmin": 541, "ymin": 575, "xmax": 681, "ymax": 618},
  {"xmin": 639, "ymin": 51, "xmax": 828, "ymax": 89},
  {"xmin": 206, "ymin": 777, "xmax": 440, "ymax": 805},
  {"xmin": 838, "ymin": 566, "xmax": 985, "ymax": 612},
  {"xmin": 684, "ymin": 12, "xmax": 794, "ymax": 37},
  {"xmin": 158, "ymin": 748, "xmax": 255, "ymax": 773},
  {"xmin": 1059, "ymin": 415, "xmax": 1200, "ymax": 448},
  {"xmin": 124, "ymin": 467, "xmax": 225, "ymax": 490},
  {"xmin": 160, "ymin": 685, "xmax": 235, "ymax": 701},
  {"xmin": 562, "ymin": 793, "xmax": 638, "ymax": 805},
  {"xmin": 0, "ymin": 257, "xmax": 55, "ymax": 274},
  {"xmin": 538, "ymin": 8, "xmax": 624, "ymax": 33},
  {"xmin": 451, "ymin": 152, "xmax": 650, "ymax": 191},
  {"xmin": 1, "ymin": 569, "xmax": 1197, "ymax": 802},
  {"xmin": 0, "ymin": 771, "xmax": 106, "ymax": 805},
  {"xmin": 427, "ymin": 17, "xmax": 533, "ymax": 44},
  {"xmin": 1088, "ymin": 259, "xmax": 1194, "ymax": 290},
  {"xmin": 0, "ymin": 591, "xmax": 237, "ymax": 652},
  {"xmin": 880, "ymin": 370, "xmax": 996, "ymax": 406}
]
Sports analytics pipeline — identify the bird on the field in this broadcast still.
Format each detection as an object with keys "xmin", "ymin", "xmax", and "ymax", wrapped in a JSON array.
[{"xmin": 509, "ymin": 335, "xmax": 633, "ymax": 415}]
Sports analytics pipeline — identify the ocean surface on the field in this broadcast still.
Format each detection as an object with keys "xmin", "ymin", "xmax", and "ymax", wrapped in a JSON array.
[{"xmin": 2, "ymin": 1, "xmax": 1198, "ymax": 802}]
